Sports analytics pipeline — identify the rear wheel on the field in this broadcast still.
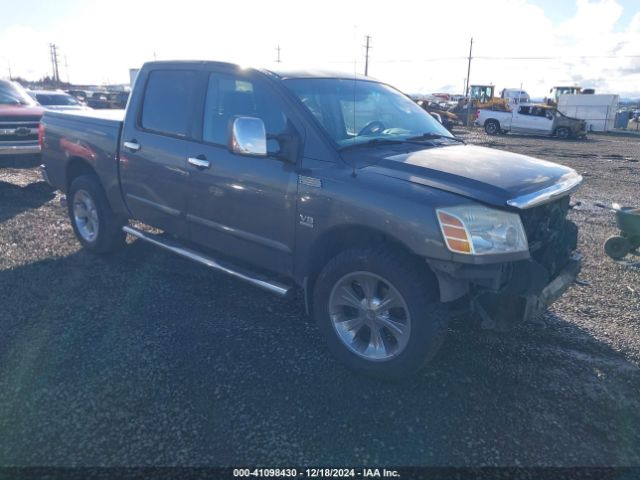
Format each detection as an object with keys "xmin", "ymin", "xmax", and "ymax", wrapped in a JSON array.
[
  {"xmin": 313, "ymin": 247, "xmax": 448, "ymax": 379},
  {"xmin": 556, "ymin": 127, "xmax": 571, "ymax": 139},
  {"xmin": 484, "ymin": 120, "xmax": 500, "ymax": 135},
  {"xmin": 68, "ymin": 175, "xmax": 126, "ymax": 253},
  {"xmin": 604, "ymin": 235, "xmax": 631, "ymax": 259}
]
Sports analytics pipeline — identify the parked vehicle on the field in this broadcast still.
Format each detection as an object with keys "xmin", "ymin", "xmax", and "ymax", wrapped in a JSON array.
[
  {"xmin": 557, "ymin": 94, "xmax": 619, "ymax": 132},
  {"xmin": 500, "ymin": 88, "xmax": 530, "ymax": 105},
  {"xmin": 0, "ymin": 79, "xmax": 43, "ymax": 157},
  {"xmin": 415, "ymin": 99, "xmax": 460, "ymax": 132},
  {"xmin": 546, "ymin": 86, "xmax": 582, "ymax": 106},
  {"xmin": 468, "ymin": 84, "xmax": 509, "ymax": 111},
  {"xmin": 476, "ymin": 103, "xmax": 587, "ymax": 138},
  {"xmin": 40, "ymin": 61, "xmax": 583, "ymax": 378},
  {"xmin": 67, "ymin": 89, "xmax": 89, "ymax": 102},
  {"xmin": 85, "ymin": 91, "xmax": 111, "ymax": 109},
  {"xmin": 28, "ymin": 90, "xmax": 90, "ymax": 111}
]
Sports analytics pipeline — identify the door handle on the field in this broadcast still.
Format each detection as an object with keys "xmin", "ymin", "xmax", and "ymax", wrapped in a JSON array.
[
  {"xmin": 123, "ymin": 140, "xmax": 140, "ymax": 152},
  {"xmin": 188, "ymin": 156, "xmax": 210, "ymax": 169}
]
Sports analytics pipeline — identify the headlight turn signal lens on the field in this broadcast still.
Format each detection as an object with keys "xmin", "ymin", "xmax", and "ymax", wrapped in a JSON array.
[
  {"xmin": 436, "ymin": 211, "xmax": 473, "ymax": 254},
  {"xmin": 436, "ymin": 205, "xmax": 528, "ymax": 255}
]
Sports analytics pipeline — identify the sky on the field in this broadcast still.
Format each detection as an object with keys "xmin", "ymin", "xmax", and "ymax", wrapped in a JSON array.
[{"xmin": 1, "ymin": 0, "xmax": 639, "ymax": 98}]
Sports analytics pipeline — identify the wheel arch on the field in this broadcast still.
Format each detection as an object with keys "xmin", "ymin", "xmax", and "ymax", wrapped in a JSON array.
[
  {"xmin": 65, "ymin": 156, "xmax": 98, "ymax": 192},
  {"xmin": 301, "ymin": 224, "xmax": 439, "ymax": 314}
]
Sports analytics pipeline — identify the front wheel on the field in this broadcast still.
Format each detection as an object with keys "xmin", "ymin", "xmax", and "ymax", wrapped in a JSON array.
[
  {"xmin": 68, "ymin": 175, "xmax": 126, "ymax": 253},
  {"xmin": 556, "ymin": 127, "xmax": 571, "ymax": 139},
  {"xmin": 313, "ymin": 247, "xmax": 448, "ymax": 379}
]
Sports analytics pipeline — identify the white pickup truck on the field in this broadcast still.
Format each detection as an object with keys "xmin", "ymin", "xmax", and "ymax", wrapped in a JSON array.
[{"xmin": 476, "ymin": 103, "xmax": 587, "ymax": 139}]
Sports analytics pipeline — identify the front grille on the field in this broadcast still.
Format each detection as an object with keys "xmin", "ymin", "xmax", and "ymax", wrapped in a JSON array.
[
  {"xmin": 519, "ymin": 196, "xmax": 577, "ymax": 277},
  {"xmin": 0, "ymin": 121, "xmax": 39, "ymax": 143}
]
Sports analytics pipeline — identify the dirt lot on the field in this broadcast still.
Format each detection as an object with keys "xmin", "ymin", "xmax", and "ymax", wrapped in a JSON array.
[{"xmin": 0, "ymin": 130, "xmax": 639, "ymax": 467}]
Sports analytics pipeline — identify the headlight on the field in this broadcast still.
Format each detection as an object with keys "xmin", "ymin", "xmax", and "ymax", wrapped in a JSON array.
[{"xmin": 436, "ymin": 205, "xmax": 528, "ymax": 255}]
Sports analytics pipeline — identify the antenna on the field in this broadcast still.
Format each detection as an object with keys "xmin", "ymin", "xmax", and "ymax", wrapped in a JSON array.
[{"xmin": 276, "ymin": 45, "xmax": 282, "ymax": 63}]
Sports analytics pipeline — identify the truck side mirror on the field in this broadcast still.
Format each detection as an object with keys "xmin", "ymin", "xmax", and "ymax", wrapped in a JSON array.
[{"xmin": 229, "ymin": 116, "xmax": 267, "ymax": 157}]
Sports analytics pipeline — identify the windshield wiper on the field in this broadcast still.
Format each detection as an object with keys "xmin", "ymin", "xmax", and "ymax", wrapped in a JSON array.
[{"xmin": 406, "ymin": 133, "xmax": 465, "ymax": 143}]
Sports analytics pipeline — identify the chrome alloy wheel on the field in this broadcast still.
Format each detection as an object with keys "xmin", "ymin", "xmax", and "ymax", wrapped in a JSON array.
[
  {"xmin": 73, "ymin": 189, "xmax": 99, "ymax": 242},
  {"xmin": 328, "ymin": 271, "xmax": 411, "ymax": 361}
]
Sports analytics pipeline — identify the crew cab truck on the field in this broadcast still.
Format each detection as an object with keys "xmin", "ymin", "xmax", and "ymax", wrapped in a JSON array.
[
  {"xmin": 477, "ymin": 103, "xmax": 587, "ymax": 139},
  {"xmin": 41, "ymin": 61, "xmax": 583, "ymax": 378}
]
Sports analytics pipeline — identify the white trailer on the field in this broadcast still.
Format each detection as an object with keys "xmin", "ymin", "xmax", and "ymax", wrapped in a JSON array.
[{"xmin": 557, "ymin": 94, "xmax": 619, "ymax": 132}]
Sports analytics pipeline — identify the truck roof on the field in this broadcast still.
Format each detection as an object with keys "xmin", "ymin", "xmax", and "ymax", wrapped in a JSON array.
[{"xmin": 141, "ymin": 61, "xmax": 375, "ymax": 82}]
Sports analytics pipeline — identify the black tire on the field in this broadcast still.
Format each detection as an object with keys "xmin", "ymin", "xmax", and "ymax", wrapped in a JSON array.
[
  {"xmin": 604, "ymin": 235, "xmax": 631, "ymax": 260},
  {"xmin": 484, "ymin": 120, "xmax": 500, "ymax": 135},
  {"xmin": 556, "ymin": 127, "xmax": 571, "ymax": 139},
  {"xmin": 313, "ymin": 247, "xmax": 448, "ymax": 379},
  {"xmin": 68, "ymin": 175, "xmax": 126, "ymax": 253}
]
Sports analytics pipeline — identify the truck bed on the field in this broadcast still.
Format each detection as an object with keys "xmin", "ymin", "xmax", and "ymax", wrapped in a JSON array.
[
  {"xmin": 44, "ymin": 108, "xmax": 125, "ymax": 128},
  {"xmin": 40, "ymin": 108, "xmax": 127, "ymax": 215}
]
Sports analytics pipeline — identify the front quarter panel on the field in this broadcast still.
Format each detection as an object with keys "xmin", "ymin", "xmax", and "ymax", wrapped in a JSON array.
[{"xmin": 294, "ymin": 160, "xmax": 465, "ymax": 281}]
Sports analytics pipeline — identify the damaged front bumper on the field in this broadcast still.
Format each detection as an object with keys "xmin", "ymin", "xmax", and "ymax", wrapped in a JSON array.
[{"xmin": 429, "ymin": 252, "xmax": 583, "ymax": 330}]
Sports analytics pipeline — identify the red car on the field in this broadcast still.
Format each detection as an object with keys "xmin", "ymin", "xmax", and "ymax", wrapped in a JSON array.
[{"xmin": 0, "ymin": 79, "xmax": 44, "ymax": 157}]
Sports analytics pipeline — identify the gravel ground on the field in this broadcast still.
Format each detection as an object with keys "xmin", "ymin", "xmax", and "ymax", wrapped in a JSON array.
[{"xmin": 0, "ymin": 130, "xmax": 639, "ymax": 467}]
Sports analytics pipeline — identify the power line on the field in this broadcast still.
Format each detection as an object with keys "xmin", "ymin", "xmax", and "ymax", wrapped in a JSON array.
[{"xmin": 330, "ymin": 54, "xmax": 640, "ymax": 64}]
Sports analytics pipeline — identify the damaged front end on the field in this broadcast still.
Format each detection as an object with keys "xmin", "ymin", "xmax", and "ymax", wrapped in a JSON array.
[{"xmin": 430, "ymin": 197, "xmax": 582, "ymax": 331}]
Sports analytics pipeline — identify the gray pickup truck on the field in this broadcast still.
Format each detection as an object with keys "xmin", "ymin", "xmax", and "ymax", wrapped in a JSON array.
[{"xmin": 41, "ymin": 61, "xmax": 583, "ymax": 378}]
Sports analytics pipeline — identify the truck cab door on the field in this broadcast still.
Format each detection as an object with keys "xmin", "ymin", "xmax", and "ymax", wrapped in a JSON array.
[
  {"xmin": 119, "ymin": 69, "xmax": 201, "ymax": 238},
  {"xmin": 512, "ymin": 106, "xmax": 532, "ymax": 133},
  {"xmin": 183, "ymin": 69, "xmax": 302, "ymax": 277}
]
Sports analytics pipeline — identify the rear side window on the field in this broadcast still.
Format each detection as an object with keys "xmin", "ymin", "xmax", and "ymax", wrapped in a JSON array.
[{"xmin": 141, "ymin": 70, "xmax": 198, "ymax": 137}]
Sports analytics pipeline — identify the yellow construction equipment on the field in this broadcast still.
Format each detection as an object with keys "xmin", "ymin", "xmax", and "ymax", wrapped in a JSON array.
[{"xmin": 468, "ymin": 85, "xmax": 509, "ymax": 111}]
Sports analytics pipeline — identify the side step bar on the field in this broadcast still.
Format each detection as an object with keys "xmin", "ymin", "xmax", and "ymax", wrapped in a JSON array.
[{"xmin": 122, "ymin": 226, "xmax": 292, "ymax": 297}]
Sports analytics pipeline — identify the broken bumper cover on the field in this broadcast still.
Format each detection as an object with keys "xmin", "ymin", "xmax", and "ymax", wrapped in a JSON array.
[
  {"xmin": 429, "ymin": 251, "xmax": 583, "ymax": 329},
  {"xmin": 522, "ymin": 251, "xmax": 582, "ymax": 321}
]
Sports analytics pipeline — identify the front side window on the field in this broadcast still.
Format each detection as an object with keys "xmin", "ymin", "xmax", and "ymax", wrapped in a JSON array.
[
  {"xmin": 202, "ymin": 73, "xmax": 287, "ymax": 146},
  {"xmin": 283, "ymin": 78, "xmax": 451, "ymax": 148},
  {"xmin": 141, "ymin": 70, "xmax": 198, "ymax": 137}
]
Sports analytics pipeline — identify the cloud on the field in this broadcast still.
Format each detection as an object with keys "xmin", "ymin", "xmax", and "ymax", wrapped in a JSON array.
[{"xmin": 0, "ymin": 0, "xmax": 639, "ymax": 97}]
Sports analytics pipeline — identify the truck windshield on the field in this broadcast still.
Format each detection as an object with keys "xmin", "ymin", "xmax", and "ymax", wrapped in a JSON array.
[
  {"xmin": 36, "ymin": 93, "xmax": 80, "ymax": 106},
  {"xmin": 283, "ymin": 78, "xmax": 453, "ymax": 149},
  {"xmin": 0, "ymin": 81, "xmax": 37, "ymax": 106}
]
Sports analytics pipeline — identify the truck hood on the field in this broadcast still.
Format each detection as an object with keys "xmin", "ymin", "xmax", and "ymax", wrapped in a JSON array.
[
  {"xmin": 0, "ymin": 104, "xmax": 44, "ymax": 120},
  {"xmin": 361, "ymin": 144, "xmax": 581, "ymax": 209}
]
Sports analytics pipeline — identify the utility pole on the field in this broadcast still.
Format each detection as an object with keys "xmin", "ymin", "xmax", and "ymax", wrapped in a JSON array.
[
  {"xmin": 49, "ymin": 43, "xmax": 60, "ymax": 84},
  {"xmin": 465, "ymin": 37, "xmax": 473, "ymax": 127},
  {"xmin": 276, "ymin": 45, "xmax": 281, "ymax": 63},
  {"xmin": 364, "ymin": 35, "xmax": 371, "ymax": 76},
  {"xmin": 64, "ymin": 55, "xmax": 70, "ymax": 84},
  {"xmin": 465, "ymin": 37, "xmax": 473, "ymax": 97}
]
